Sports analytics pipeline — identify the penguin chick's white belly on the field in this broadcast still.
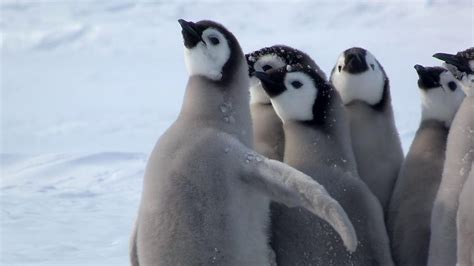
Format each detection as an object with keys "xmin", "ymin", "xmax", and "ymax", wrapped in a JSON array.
[{"xmin": 136, "ymin": 126, "xmax": 270, "ymax": 265}]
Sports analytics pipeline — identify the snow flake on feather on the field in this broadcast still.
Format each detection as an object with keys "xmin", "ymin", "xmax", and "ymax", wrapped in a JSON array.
[
  {"xmin": 220, "ymin": 101, "xmax": 236, "ymax": 124},
  {"xmin": 244, "ymin": 151, "xmax": 263, "ymax": 164}
]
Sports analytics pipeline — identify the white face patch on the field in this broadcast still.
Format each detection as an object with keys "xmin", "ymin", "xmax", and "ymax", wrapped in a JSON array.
[
  {"xmin": 420, "ymin": 71, "xmax": 466, "ymax": 126},
  {"xmin": 330, "ymin": 51, "xmax": 385, "ymax": 105},
  {"xmin": 249, "ymin": 54, "xmax": 287, "ymax": 104},
  {"xmin": 270, "ymin": 72, "xmax": 317, "ymax": 123},
  {"xmin": 183, "ymin": 28, "xmax": 230, "ymax": 81}
]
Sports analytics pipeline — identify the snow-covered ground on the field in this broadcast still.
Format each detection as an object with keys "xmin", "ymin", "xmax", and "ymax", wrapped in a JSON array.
[
  {"xmin": 1, "ymin": 0, "xmax": 472, "ymax": 265},
  {"xmin": 1, "ymin": 152, "xmax": 145, "ymax": 265}
]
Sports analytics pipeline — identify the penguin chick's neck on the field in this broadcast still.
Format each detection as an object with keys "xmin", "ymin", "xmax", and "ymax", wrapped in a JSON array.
[
  {"xmin": 420, "ymin": 90, "xmax": 463, "ymax": 128},
  {"xmin": 282, "ymin": 111, "xmax": 351, "ymax": 170},
  {"xmin": 179, "ymin": 66, "xmax": 251, "ymax": 141},
  {"xmin": 419, "ymin": 119, "xmax": 449, "ymax": 132},
  {"xmin": 421, "ymin": 104, "xmax": 455, "ymax": 128}
]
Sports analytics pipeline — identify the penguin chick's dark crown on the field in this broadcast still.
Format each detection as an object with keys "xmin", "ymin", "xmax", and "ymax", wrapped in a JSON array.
[
  {"xmin": 246, "ymin": 45, "xmax": 314, "ymax": 76},
  {"xmin": 414, "ymin": 65, "xmax": 456, "ymax": 91},
  {"xmin": 178, "ymin": 19, "xmax": 243, "ymax": 84},
  {"xmin": 333, "ymin": 47, "xmax": 387, "ymax": 77},
  {"xmin": 257, "ymin": 64, "xmax": 334, "ymax": 125},
  {"xmin": 433, "ymin": 47, "xmax": 474, "ymax": 75},
  {"xmin": 342, "ymin": 47, "xmax": 369, "ymax": 74}
]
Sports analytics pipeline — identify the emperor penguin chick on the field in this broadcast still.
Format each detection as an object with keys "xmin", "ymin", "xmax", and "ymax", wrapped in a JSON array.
[
  {"xmin": 130, "ymin": 20, "xmax": 357, "ymax": 266},
  {"xmin": 429, "ymin": 48, "xmax": 474, "ymax": 266},
  {"xmin": 255, "ymin": 64, "xmax": 393, "ymax": 265},
  {"xmin": 246, "ymin": 45, "xmax": 326, "ymax": 160},
  {"xmin": 457, "ymin": 164, "xmax": 474, "ymax": 266},
  {"xmin": 388, "ymin": 65, "xmax": 465, "ymax": 266},
  {"xmin": 330, "ymin": 47, "xmax": 404, "ymax": 211}
]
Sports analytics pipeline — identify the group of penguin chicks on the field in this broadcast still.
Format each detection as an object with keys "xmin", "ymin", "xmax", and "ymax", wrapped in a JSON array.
[{"xmin": 130, "ymin": 19, "xmax": 474, "ymax": 266}]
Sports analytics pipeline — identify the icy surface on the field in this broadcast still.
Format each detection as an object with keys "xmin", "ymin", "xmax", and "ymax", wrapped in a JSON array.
[{"xmin": 1, "ymin": 0, "xmax": 472, "ymax": 265}]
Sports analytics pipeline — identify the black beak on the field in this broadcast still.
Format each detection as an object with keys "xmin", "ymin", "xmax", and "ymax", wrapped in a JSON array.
[
  {"xmin": 343, "ymin": 51, "xmax": 367, "ymax": 74},
  {"xmin": 414, "ymin": 64, "xmax": 442, "ymax": 91},
  {"xmin": 433, "ymin": 52, "xmax": 470, "ymax": 74},
  {"xmin": 178, "ymin": 19, "xmax": 204, "ymax": 48},
  {"xmin": 254, "ymin": 71, "xmax": 286, "ymax": 97},
  {"xmin": 414, "ymin": 64, "xmax": 427, "ymax": 75}
]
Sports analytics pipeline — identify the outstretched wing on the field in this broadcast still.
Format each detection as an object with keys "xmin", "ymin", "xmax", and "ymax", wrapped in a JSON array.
[{"xmin": 238, "ymin": 147, "xmax": 358, "ymax": 252}]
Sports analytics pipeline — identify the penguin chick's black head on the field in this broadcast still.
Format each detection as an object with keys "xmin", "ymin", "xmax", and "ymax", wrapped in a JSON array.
[
  {"xmin": 178, "ymin": 19, "xmax": 243, "ymax": 83},
  {"xmin": 342, "ymin": 47, "xmax": 368, "ymax": 74},
  {"xmin": 433, "ymin": 48, "xmax": 474, "ymax": 76},
  {"xmin": 253, "ymin": 69, "xmax": 286, "ymax": 97},
  {"xmin": 246, "ymin": 45, "xmax": 325, "ymax": 79},
  {"xmin": 178, "ymin": 19, "xmax": 204, "ymax": 49},
  {"xmin": 414, "ymin": 65, "xmax": 447, "ymax": 90},
  {"xmin": 254, "ymin": 64, "xmax": 333, "ymax": 124}
]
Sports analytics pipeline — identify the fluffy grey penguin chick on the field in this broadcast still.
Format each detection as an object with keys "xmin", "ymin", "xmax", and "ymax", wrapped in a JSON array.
[
  {"xmin": 246, "ymin": 46, "xmax": 331, "ymax": 264},
  {"xmin": 429, "ymin": 48, "xmax": 474, "ymax": 266},
  {"xmin": 245, "ymin": 45, "xmax": 326, "ymax": 161},
  {"xmin": 130, "ymin": 19, "xmax": 357, "ymax": 266},
  {"xmin": 255, "ymin": 63, "xmax": 393, "ymax": 266},
  {"xmin": 388, "ymin": 65, "xmax": 465, "ymax": 266},
  {"xmin": 457, "ymin": 163, "xmax": 474, "ymax": 266},
  {"xmin": 330, "ymin": 47, "xmax": 404, "ymax": 212}
]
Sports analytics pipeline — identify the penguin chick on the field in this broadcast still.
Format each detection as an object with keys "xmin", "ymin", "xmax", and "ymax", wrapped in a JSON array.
[
  {"xmin": 245, "ymin": 45, "xmax": 326, "ymax": 160},
  {"xmin": 255, "ymin": 64, "xmax": 393, "ymax": 265},
  {"xmin": 429, "ymin": 48, "xmax": 474, "ymax": 266},
  {"xmin": 456, "ymin": 164, "xmax": 474, "ymax": 266},
  {"xmin": 435, "ymin": 48, "xmax": 474, "ymax": 266},
  {"xmin": 388, "ymin": 65, "xmax": 465, "ymax": 266},
  {"xmin": 130, "ymin": 19, "xmax": 357, "ymax": 266},
  {"xmin": 330, "ymin": 47, "xmax": 404, "ymax": 212}
]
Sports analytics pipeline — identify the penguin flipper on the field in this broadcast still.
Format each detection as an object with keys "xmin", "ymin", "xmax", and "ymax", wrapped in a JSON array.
[{"xmin": 239, "ymin": 153, "xmax": 358, "ymax": 253}]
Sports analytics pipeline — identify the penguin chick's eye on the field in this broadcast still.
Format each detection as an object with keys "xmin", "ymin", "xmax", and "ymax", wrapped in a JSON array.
[
  {"xmin": 370, "ymin": 64, "xmax": 375, "ymax": 70},
  {"xmin": 338, "ymin": 65, "xmax": 342, "ymax": 72},
  {"xmin": 291, "ymin": 80, "xmax": 303, "ymax": 89},
  {"xmin": 208, "ymin": 36, "xmax": 220, "ymax": 45},
  {"xmin": 448, "ymin": 81, "xmax": 457, "ymax": 91},
  {"xmin": 262, "ymin": 65, "xmax": 273, "ymax": 72}
]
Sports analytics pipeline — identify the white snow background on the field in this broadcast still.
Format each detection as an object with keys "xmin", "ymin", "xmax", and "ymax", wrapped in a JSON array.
[{"xmin": 1, "ymin": 0, "xmax": 472, "ymax": 265}]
